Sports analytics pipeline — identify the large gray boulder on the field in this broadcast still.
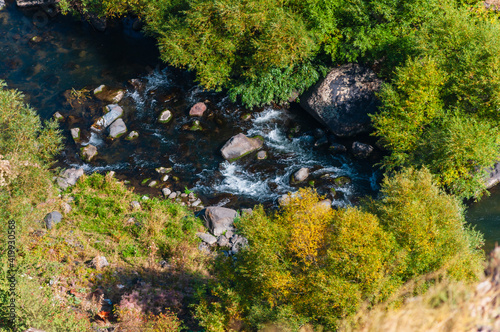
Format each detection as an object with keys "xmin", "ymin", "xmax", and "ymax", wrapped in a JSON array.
[
  {"xmin": 204, "ymin": 207, "xmax": 238, "ymax": 236},
  {"xmin": 57, "ymin": 168, "xmax": 84, "ymax": 189},
  {"xmin": 221, "ymin": 133, "xmax": 263, "ymax": 161},
  {"xmin": 300, "ymin": 64, "xmax": 382, "ymax": 137}
]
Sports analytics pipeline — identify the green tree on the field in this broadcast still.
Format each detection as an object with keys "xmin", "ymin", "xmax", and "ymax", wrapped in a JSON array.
[
  {"xmin": 195, "ymin": 169, "xmax": 484, "ymax": 330},
  {"xmin": 373, "ymin": 3, "xmax": 500, "ymax": 198},
  {"xmin": 58, "ymin": 0, "xmax": 444, "ymax": 106}
]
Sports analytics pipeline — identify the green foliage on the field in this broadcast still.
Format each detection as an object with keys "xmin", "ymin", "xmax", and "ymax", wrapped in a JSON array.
[
  {"xmin": 58, "ymin": 0, "xmax": 443, "ymax": 106},
  {"xmin": 195, "ymin": 169, "xmax": 484, "ymax": 330},
  {"xmin": 373, "ymin": 4, "xmax": 500, "ymax": 198},
  {"xmin": 68, "ymin": 173, "xmax": 203, "ymax": 261},
  {"xmin": 0, "ymin": 80, "xmax": 62, "ymax": 235},
  {"xmin": 369, "ymin": 168, "xmax": 484, "ymax": 280},
  {"xmin": 0, "ymin": 259, "xmax": 91, "ymax": 331}
]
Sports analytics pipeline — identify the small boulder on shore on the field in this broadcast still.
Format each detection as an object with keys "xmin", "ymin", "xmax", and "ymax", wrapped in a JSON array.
[
  {"xmin": 44, "ymin": 211, "xmax": 62, "ymax": 230},
  {"xmin": 196, "ymin": 232, "xmax": 217, "ymax": 245},
  {"xmin": 221, "ymin": 133, "xmax": 264, "ymax": 161},
  {"xmin": 90, "ymin": 255, "xmax": 109, "ymax": 269},
  {"xmin": 162, "ymin": 188, "xmax": 172, "ymax": 197},
  {"xmin": 329, "ymin": 143, "xmax": 347, "ymax": 154},
  {"xmin": 16, "ymin": 0, "xmax": 57, "ymax": 7},
  {"xmin": 204, "ymin": 206, "xmax": 238, "ymax": 236},
  {"xmin": 57, "ymin": 168, "xmax": 84, "ymax": 190}
]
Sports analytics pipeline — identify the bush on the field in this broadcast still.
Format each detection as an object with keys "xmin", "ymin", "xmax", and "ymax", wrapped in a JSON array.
[
  {"xmin": 58, "ymin": 0, "xmax": 444, "ymax": 106},
  {"xmin": 194, "ymin": 169, "xmax": 484, "ymax": 330},
  {"xmin": 373, "ymin": 3, "xmax": 500, "ymax": 198}
]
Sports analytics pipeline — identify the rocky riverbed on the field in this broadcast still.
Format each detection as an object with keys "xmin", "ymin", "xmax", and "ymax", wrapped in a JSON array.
[{"xmin": 1, "ymin": 3, "xmax": 381, "ymax": 210}]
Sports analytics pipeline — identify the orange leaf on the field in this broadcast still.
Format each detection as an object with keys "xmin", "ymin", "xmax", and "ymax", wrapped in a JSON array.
[{"xmin": 97, "ymin": 311, "xmax": 110, "ymax": 321}]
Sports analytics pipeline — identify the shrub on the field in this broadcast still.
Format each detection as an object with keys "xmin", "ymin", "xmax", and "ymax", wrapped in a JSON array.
[
  {"xmin": 195, "ymin": 169, "xmax": 484, "ymax": 330},
  {"xmin": 373, "ymin": 4, "xmax": 500, "ymax": 199},
  {"xmin": 58, "ymin": 0, "xmax": 444, "ymax": 106}
]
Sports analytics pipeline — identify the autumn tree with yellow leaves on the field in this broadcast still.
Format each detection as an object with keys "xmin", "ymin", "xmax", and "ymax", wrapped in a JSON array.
[{"xmin": 194, "ymin": 168, "xmax": 484, "ymax": 331}]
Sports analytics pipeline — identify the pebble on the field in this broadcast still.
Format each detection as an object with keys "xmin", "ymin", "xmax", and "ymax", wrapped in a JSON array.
[{"xmin": 162, "ymin": 188, "xmax": 172, "ymax": 197}]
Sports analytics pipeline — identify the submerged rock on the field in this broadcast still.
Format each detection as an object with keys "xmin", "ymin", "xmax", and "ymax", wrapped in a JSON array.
[
  {"xmin": 329, "ymin": 143, "xmax": 347, "ymax": 154},
  {"xmin": 352, "ymin": 141, "xmax": 374, "ymax": 159},
  {"xmin": 300, "ymin": 64, "xmax": 382, "ymax": 137},
  {"xmin": 221, "ymin": 133, "xmax": 264, "ymax": 161},
  {"xmin": 109, "ymin": 118, "xmax": 127, "ymax": 138},
  {"xmin": 81, "ymin": 144, "xmax": 98, "ymax": 162},
  {"xmin": 158, "ymin": 110, "xmax": 172, "ymax": 123},
  {"xmin": 93, "ymin": 85, "xmax": 124, "ymax": 103},
  {"xmin": 203, "ymin": 206, "xmax": 238, "ymax": 236},
  {"xmin": 87, "ymin": 12, "xmax": 107, "ymax": 32},
  {"xmin": 189, "ymin": 102, "xmax": 207, "ymax": 116},
  {"xmin": 57, "ymin": 168, "xmax": 84, "ymax": 190},
  {"xmin": 0, "ymin": 0, "xmax": 5, "ymax": 10},
  {"xmin": 257, "ymin": 150, "xmax": 268, "ymax": 160},
  {"xmin": 333, "ymin": 176, "xmax": 352, "ymax": 187}
]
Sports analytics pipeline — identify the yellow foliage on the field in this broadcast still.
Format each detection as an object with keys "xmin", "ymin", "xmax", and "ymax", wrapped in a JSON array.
[{"xmin": 278, "ymin": 188, "xmax": 335, "ymax": 267}]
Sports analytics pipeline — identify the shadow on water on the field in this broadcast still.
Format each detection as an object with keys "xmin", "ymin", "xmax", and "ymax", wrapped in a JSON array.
[
  {"xmin": 466, "ymin": 185, "xmax": 500, "ymax": 254},
  {"xmin": 0, "ymin": 3, "xmax": 160, "ymax": 119}
]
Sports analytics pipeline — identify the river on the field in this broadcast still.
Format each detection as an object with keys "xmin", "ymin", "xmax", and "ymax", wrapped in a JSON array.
[{"xmin": 0, "ymin": 3, "xmax": 496, "ymax": 250}]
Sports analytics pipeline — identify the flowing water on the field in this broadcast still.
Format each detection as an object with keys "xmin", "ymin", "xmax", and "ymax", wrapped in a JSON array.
[{"xmin": 1, "ymin": 4, "xmax": 498, "ymax": 250}]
